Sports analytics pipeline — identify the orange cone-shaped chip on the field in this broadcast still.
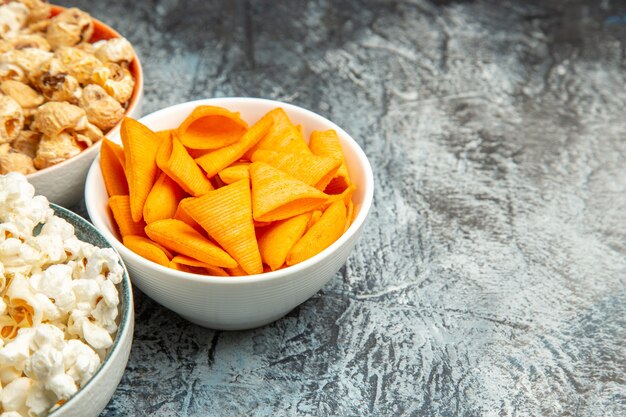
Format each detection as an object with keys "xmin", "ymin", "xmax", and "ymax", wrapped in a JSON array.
[
  {"xmin": 250, "ymin": 149, "xmax": 341, "ymax": 190},
  {"xmin": 218, "ymin": 161, "xmax": 250, "ymax": 185},
  {"xmin": 321, "ymin": 184, "xmax": 356, "ymax": 210},
  {"xmin": 286, "ymin": 199, "xmax": 347, "ymax": 265},
  {"xmin": 226, "ymin": 265, "xmax": 247, "ymax": 276},
  {"xmin": 109, "ymin": 195, "xmax": 146, "ymax": 237},
  {"xmin": 120, "ymin": 117, "xmax": 162, "ymax": 222},
  {"xmin": 145, "ymin": 219, "xmax": 237, "ymax": 268},
  {"xmin": 244, "ymin": 108, "xmax": 310, "ymax": 158},
  {"xmin": 177, "ymin": 106, "xmax": 248, "ymax": 150},
  {"xmin": 306, "ymin": 210, "xmax": 323, "ymax": 232},
  {"xmin": 123, "ymin": 235, "xmax": 173, "ymax": 267},
  {"xmin": 249, "ymin": 162, "xmax": 328, "ymax": 222},
  {"xmin": 170, "ymin": 255, "xmax": 229, "ymax": 277},
  {"xmin": 195, "ymin": 112, "xmax": 273, "ymax": 178},
  {"xmin": 156, "ymin": 135, "xmax": 213, "ymax": 196},
  {"xmin": 143, "ymin": 172, "xmax": 187, "ymax": 224},
  {"xmin": 258, "ymin": 212, "xmax": 311, "ymax": 271},
  {"xmin": 181, "ymin": 179, "xmax": 262, "ymax": 275},
  {"xmin": 100, "ymin": 138, "xmax": 128, "ymax": 196},
  {"xmin": 155, "ymin": 129, "xmax": 174, "ymax": 143},
  {"xmin": 174, "ymin": 197, "xmax": 205, "ymax": 235},
  {"xmin": 309, "ymin": 129, "xmax": 351, "ymax": 194}
]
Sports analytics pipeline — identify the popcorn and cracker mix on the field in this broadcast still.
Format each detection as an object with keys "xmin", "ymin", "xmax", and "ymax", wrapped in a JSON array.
[{"xmin": 0, "ymin": 1, "xmax": 136, "ymax": 175}]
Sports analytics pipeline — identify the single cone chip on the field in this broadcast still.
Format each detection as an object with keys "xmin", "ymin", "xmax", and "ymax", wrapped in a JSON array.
[
  {"xmin": 156, "ymin": 135, "xmax": 213, "ymax": 197},
  {"xmin": 257, "ymin": 212, "xmax": 311, "ymax": 271},
  {"xmin": 145, "ymin": 219, "xmax": 237, "ymax": 268},
  {"xmin": 309, "ymin": 129, "xmax": 352, "ymax": 194},
  {"xmin": 120, "ymin": 117, "xmax": 162, "ymax": 222},
  {"xmin": 250, "ymin": 149, "xmax": 341, "ymax": 190},
  {"xmin": 181, "ymin": 180, "xmax": 262, "ymax": 275},
  {"xmin": 108, "ymin": 195, "xmax": 146, "ymax": 238},
  {"xmin": 100, "ymin": 138, "xmax": 128, "ymax": 196},
  {"xmin": 249, "ymin": 162, "xmax": 328, "ymax": 222},
  {"xmin": 170, "ymin": 255, "xmax": 229, "ymax": 277},
  {"xmin": 218, "ymin": 161, "xmax": 250, "ymax": 185},
  {"xmin": 195, "ymin": 113, "xmax": 273, "ymax": 178},
  {"xmin": 123, "ymin": 235, "xmax": 172, "ymax": 267},
  {"xmin": 143, "ymin": 172, "xmax": 187, "ymax": 224},
  {"xmin": 286, "ymin": 199, "xmax": 347, "ymax": 265},
  {"xmin": 177, "ymin": 105, "xmax": 248, "ymax": 150}
]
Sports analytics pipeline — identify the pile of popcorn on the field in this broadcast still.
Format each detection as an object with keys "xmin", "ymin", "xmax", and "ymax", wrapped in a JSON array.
[
  {"xmin": 0, "ymin": 0, "xmax": 136, "ymax": 174},
  {"xmin": 0, "ymin": 173, "xmax": 122, "ymax": 416}
]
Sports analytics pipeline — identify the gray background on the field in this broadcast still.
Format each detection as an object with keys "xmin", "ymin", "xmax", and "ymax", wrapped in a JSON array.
[{"xmin": 60, "ymin": 0, "xmax": 625, "ymax": 415}]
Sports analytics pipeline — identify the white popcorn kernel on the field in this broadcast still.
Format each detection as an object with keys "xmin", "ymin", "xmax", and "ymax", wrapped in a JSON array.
[
  {"xmin": 6, "ymin": 273, "xmax": 43, "ymax": 326},
  {"xmin": 0, "ymin": 366, "xmax": 22, "ymax": 386},
  {"xmin": 81, "ymin": 320, "xmax": 112, "ymax": 350},
  {"xmin": 33, "ymin": 234, "xmax": 66, "ymax": 265},
  {"xmin": 0, "ymin": 223, "xmax": 20, "ymax": 242},
  {"xmin": 0, "ymin": 238, "xmax": 23, "ymax": 257},
  {"xmin": 1, "ymin": 242, "xmax": 40, "ymax": 277},
  {"xmin": 74, "ymin": 302, "xmax": 92, "ymax": 314},
  {"xmin": 83, "ymin": 247, "xmax": 123, "ymax": 282},
  {"xmin": 72, "ymin": 279, "xmax": 100, "ymax": 307},
  {"xmin": 91, "ymin": 300, "xmax": 118, "ymax": 334},
  {"xmin": 0, "ymin": 237, "xmax": 24, "ymax": 267},
  {"xmin": 31, "ymin": 324, "xmax": 65, "ymax": 351},
  {"xmin": 100, "ymin": 279, "xmax": 119, "ymax": 308},
  {"xmin": 45, "ymin": 373, "xmax": 76, "ymax": 400},
  {"xmin": 39, "ymin": 216, "xmax": 75, "ymax": 241},
  {"xmin": 63, "ymin": 238, "xmax": 83, "ymax": 262},
  {"xmin": 24, "ymin": 345, "xmax": 63, "ymax": 382},
  {"xmin": 25, "ymin": 381, "xmax": 55, "ymax": 417},
  {"xmin": 63, "ymin": 339, "xmax": 100, "ymax": 387},
  {"xmin": 0, "ymin": 172, "xmax": 32, "ymax": 201},
  {"xmin": 0, "ymin": 377, "xmax": 31, "ymax": 415},
  {"xmin": 76, "ymin": 241, "xmax": 95, "ymax": 260},
  {"xmin": 65, "ymin": 310, "xmax": 87, "ymax": 340},
  {"xmin": 29, "ymin": 264, "xmax": 75, "ymax": 313},
  {"xmin": 0, "ymin": 328, "xmax": 35, "ymax": 371},
  {"xmin": 32, "ymin": 294, "xmax": 61, "ymax": 323}
]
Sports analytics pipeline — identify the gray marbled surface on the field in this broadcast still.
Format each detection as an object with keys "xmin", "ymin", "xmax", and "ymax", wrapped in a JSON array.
[{"xmin": 59, "ymin": 0, "xmax": 626, "ymax": 415}]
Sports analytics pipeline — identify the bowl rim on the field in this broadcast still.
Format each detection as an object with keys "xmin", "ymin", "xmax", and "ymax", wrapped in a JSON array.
[
  {"xmin": 47, "ymin": 203, "xmax": 133, "ymax": 417},
  {"xmin": 86, "ymin": 97, "xmax": 374, "ymax": 285},
  {"xmin": 25, "ymin": 4, "xmax": 144, "ymax": 181}
]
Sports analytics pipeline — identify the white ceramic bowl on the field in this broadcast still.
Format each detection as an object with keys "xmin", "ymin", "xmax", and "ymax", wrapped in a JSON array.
[
  {"xmin": 26, "ymin": 6, "xmax": 144, "ymax": 208},
  {"xmin": 48, "ymin": 204, "xmax": 134, "ymax": 417},
  {"xmin": 85, "ymin": 98, "xmax": 374, "ymax": 330}
]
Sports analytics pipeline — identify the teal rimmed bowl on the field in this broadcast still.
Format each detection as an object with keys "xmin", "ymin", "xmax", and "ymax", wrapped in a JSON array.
[{"xmin": 48, "ymin": 204, "xmax": 134, "ymax": 417}]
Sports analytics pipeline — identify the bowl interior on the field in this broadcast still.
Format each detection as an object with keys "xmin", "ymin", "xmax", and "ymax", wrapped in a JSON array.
[
  {"xmin": 26, "ymin": 5, "xmax": 144, "ymax": 181},
  {"xmin": 86, "ymin": 98, "xmax": 374, "ymax": 283},
  {"xmin": 47, "ymin": 203, "xmax": 132, "ymax": 417}
]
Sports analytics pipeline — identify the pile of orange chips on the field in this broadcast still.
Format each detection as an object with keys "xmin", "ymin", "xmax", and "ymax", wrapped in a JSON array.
[{"xmin": 101, "ymin": 105, "xmax": 356, "ymax": 276}]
